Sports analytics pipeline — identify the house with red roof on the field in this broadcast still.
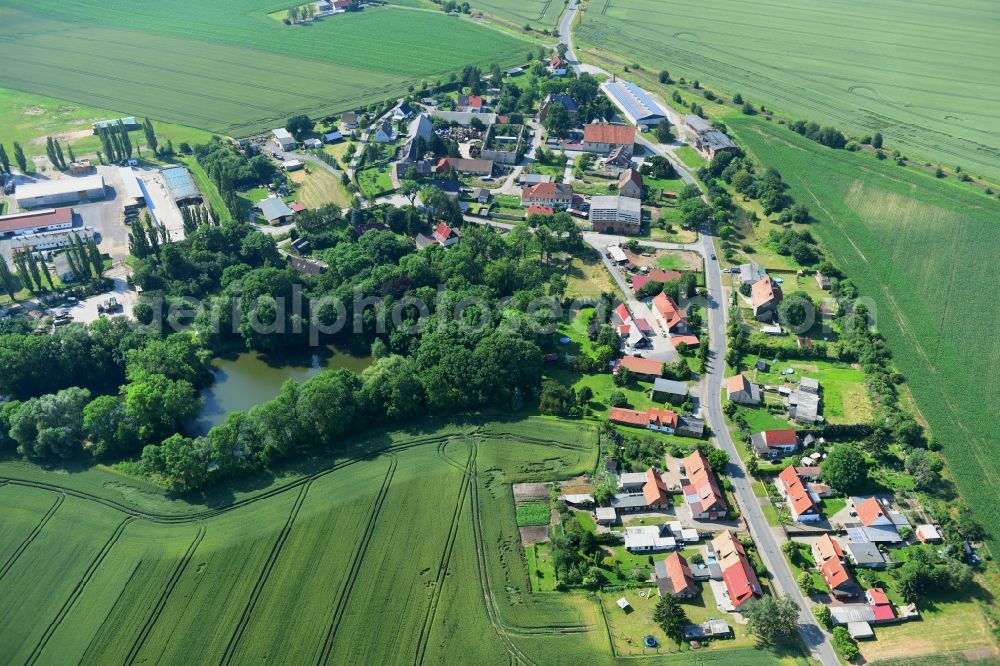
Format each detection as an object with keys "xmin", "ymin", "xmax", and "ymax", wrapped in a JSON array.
[
  {"xmin": 609, "ymin": 407, "xmax": 678, "ymax": 435},
  {"xmin": 750, "ymin": 429, "xmax": 799, "ymax": 459},
  {"xmin": 582, "ymin": 123, "xmax": 636, "ymax": 155},
  {"xmin": 681, "ymin": 450, "xmax": 726, "ymax": 520},
  {"xmin": 821, "ymin": 557, "xmax": 862, "ymax": 599},
  {"xmin": 671, "ymin": 335, "xmax": 700, "ymax": 348},
  {"xmin": 852, "ymin": 497, "xmax": 893, "ymax": 527},
  {"xmin": 432, "ymin": 222, "xmax": 461, "ymax": 248},
  {"xmin": 642, "ymin": 467, "xmax": 670, "ymax": 508},
  {"xmin": 520, "ymin": 182, "xmax": 573, "ymax": 208},
  {"xmin": 777, "ymin": 465, "xmax": 821, "ymax": 522},
  {"xmin": 549, "ymin": 54, "xmax": 567, "ymax": 75},
  {"xmin": 615, "ymin": 355, "xmax": 664, "ymax": 380},
  {"xmin": 456, "ymin": 94, "xmax": 484, "ymax": 112},
  {"xmin": 526, "ymin": 204, "xmax": 554, "ymax": 216},
  {"xmin": 655, "ymin": 552, "xmax": 698, "ymax": 598},
  {"xmin": 811, "ymin": 534, "xmax": 845, "ymax": 567},
  {"xmin": 630, "ymin": 268, "xmax": 681, "ymax": 293},
  {"xmin": 710, "ymin": 531, "xmax": 762, "ymax": 610},
  {"xmin": 618, "ymin": 168, "xmax": 643, "ymax": 199},
  {"xmin": 866, "ymin": 588, "xmax": 896, "ymax": 622},
  {"xmin": 726, "ymin": 374, "xmax": 762, "ymax": 405},
  {"xmin": 751, "ymin": 276, "xmax": 783, "ymax": 321},
  {"xmin": 651, "ymin": 292, "xmax": 687, "ymax": 333}
]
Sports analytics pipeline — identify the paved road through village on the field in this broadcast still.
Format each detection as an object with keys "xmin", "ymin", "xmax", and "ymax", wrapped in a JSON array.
[{"xmin": 558, "ymin": 2, "xmax": 840, "ymax": 663}]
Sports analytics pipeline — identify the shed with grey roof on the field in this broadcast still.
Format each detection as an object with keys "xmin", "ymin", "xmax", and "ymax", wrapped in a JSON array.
[
  {"xmin": 257, "ymin": 197, "xmax": 295, "ymax": 225},
  {"xmin": 652, "ymin": 378, "xmax": 688, "ymax": 404}
]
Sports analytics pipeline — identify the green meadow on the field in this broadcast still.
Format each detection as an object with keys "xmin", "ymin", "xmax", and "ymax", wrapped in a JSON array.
[
  {"xmin": 576, "ymin": 0, "xmax": 1000, "ymax": 180},
  {"xmin": 0, "ymin": 2, "xmax": 527, "ymax": 136}
]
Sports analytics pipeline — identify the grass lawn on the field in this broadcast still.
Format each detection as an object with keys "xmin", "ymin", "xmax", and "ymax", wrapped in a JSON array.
[
  {"xmin": 820, "ymin": 497, "xmax": 846, "ymax": 517},
  {"xmin": 858, "ymin": 594, "xmax": 999, "ymax": 663},
  {"xmin": 178, "ymin": 156, "xmax": 232, "ymax": 222},
  {"xmin": 563, "ymin": 254, "xmax": 614, "ymax": 300},
  {"xmin": 524, "ymin": 543, "xmax": 556, "ymax": 592},
  {"xmin": 287, "ymin": 167, "xmax": 350, "ymax": 208},
  {"xmin": 356, "ymin": 167, "xmax": 394, "ymax": 198},
  {"xmin": 656, "ymin": 254, "xmax": 685, "ymax": 270},
  {"xmin": 740, "ymin": 408, "xmax": 793, "ymax": 433},
  {"xmin": 748, "ymin": 356, "xmax": 873, "ymax": 425},
  {"xmin": 323, "ymin": 141, "xmax": 355, "ymax": 164},
  {"xmin": 674, "ymin": 145, "xmax": 706, "ymax": 170}
]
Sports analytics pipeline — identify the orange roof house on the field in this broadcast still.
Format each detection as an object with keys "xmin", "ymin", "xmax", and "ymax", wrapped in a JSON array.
[
  {"xmin": 616, "ymin": 355, "xmax": 664, "ymax": 378},
  {"xmin": 651, "ymin": 292, "xmax": 687, "ymax": 332},
  {"xmin": 642, "ymin": 467, "xmax": 669, "ymax": 508},
  {"xmin": 657, "ymin": 552, "xmax": 698, "ymax": 598},
  {"xmin": 820, "ymin": 557, "xmax": 862, "ymax": 599},
  {"xmin": 777, "ymin": 465, "xmax": 820, "ymax": 522},
  {"xmin": 682, "ymin": 450, "xmax": 726, "ymax": 519},
  {"xmin": 583, "ymin": 123, "xmax": 636, "ymax": 147},
  {"xmin": 751, "ymin": 276, "xmax": 782, "ymax": 320},
  {"xmin": 811, "ymin": 534, "xmax": 844, "ymax": 566},
  {"xmin": 854, "ymin": 497, "xmax": 891, "ymax": 527}
]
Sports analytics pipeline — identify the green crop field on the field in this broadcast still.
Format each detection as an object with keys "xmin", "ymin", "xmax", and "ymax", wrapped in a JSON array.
[
  {"xmin": 0, "ymin": 2, "xmax": 526, "ymax": 136},
  {"xmin": 726, "ymin": 114, "xmax": 1000, "ymax": 551},
  {"xmin": 470, "ymin": 0, "xmax": 565, "ymax": 29},
  {"xmin": 0, "ymin": 415, "xmax": 807, "ymax": 663},
  {"xmin": 575, "ymin": 0, "xmax": 1000, "ymax": 181}
]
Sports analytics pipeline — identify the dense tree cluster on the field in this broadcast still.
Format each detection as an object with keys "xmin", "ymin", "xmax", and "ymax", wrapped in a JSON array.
[
  {"xmin": 194, "ymin": 138, "xmax": 277, "ymax": 219},
  {"xmin": 789, "ymin": 120, "xmax": 847, "ymax": 149}
]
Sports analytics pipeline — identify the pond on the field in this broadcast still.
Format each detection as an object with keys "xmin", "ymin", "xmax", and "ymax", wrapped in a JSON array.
[{"xmin": 191, "ymin": 345, "xmax": 372, "ymax": 435}]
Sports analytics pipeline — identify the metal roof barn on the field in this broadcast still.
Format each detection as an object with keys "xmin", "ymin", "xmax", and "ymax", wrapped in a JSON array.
[{"xmin": 601, "ymin": 80, "xmax": 668, "ymax": 126}]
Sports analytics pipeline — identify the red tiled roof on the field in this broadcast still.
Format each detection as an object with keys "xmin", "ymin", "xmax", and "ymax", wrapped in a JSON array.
[
  {"xmin": 651, "ymin": 292, "xmax": 685, "ymax": 329},
  {"xmin": 0, "ymin": 207, "xmax": 72, "ymax": 234},
  {"xmin": 671, "ymin": 335, "xmax": 700, "ymax": 347},
  {"xmin": 521, "ymin": 182, "xmax": 572, "ymax": 203},
  {"xmin": 761, "ymin": 429, "xmax": 798, "ymax": 447},
  {"xmin": 712, "ymin": 530, "xmax": 745, "ymax": 567},
  {"xmin": 726, "ymin": 375, "xmax": 750, "ymax": 394},
  {"xmin": 630, "ymin": 275, "xmax": 650, "ymax": 292},
  {"xmin": 723, "ymin": 557, "xmax": 762, "ymax": 608},
  {"xmin": 871, "ymin": 602, "xmax": 895, "ymax": 622},
  {"xmin": 812, "ymin": 534, "xmax": 843, "ymax": 564},
  {"xmin": 633, "ymin": 317, "xmax": 652, "ymax": 333},
  {"xmin": 583, "ymin": 123, "xmax": 636, "ymax": 146},
  {"xmin": 647, "ymin": 408, "xmax": 678, "ymax": 429},
  {"xmin": 609, "ymin": 407, "xmax": 647, "ymax": 426},
  {"xmin": 855, "ymin": 497, "xmax": 887, "ymax": 527},
  {"xmin": 433, "ymin": 222, "xmax": 458, "ymax": 243},
  {"xmin": 663, "ymin": 553, "xmax": 697, "ymax": 596},
  {"xmin": 867, "ymin": 588, "xmax": 890, "ymax": 606},
  {"xmin": 643, "ymin": 467, "xmax": 669, "ymax": 507},
  {"xmin": 618, "ymin": 168, "xmax": 643, "ymax": 190},
  {"xmin": 527, "ymin": 204, "xmax": 554, "ymax": 216},
  {"xmin": 648, "ymin": 268, "xmax": 682, "ymax": 284},
  {"xmin": 778, "ymin": 465, "xmax": 817, "ymax": 517},
  {"xmin": 751, "ymin": 276, "xmax": 782, "ymax": 308},
  {"xmin": 821, "ymin": 557, "xmax": 855, "ymax": 593},
  {"xmin": 290, "ymin": 202, "xmax": 307, "ymax": 213},
  {"xmin": 618, "ymin": 355, "xmax": 663, "ymax": 377},
  {"xmin": 683, "ymin": 450, "xmax": 726, "ymax": 515},
  {"xmin": 615, "ymin": 303, "xmax": 632, "ymax": 323}
]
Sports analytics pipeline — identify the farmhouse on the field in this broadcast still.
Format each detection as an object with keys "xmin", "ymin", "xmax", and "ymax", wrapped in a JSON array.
[
  {"xmin": 435, "ymin": 157, "xmax": 494, "ymax": 177},
  {"xmin": 456, "ymin": 94, "xmax": 484, "ymax": 113},
  {"xmin": 821, "ymin": 556, "xmax": 862, "ymax": 599},
  {"xmin": 710, "ymin": 531, "xmax": 762, "ymax": 610},
  {"xmin": 431, "ymin": 222, "xmax": 460, "ymax": 248},
  {"xmin": 680, "ymin": 450, "xmax": 726, "ymax": 520},
  {"xmin": 521, "ymin": 182, "xmax": 573, "ymax": 208},
  {"xmin": 776, "ymin": 465, "xmax": 820, "ymax": 522},
  {"xmin": 654, "ymin": 553, "xmax": 698, "ymax": 598},
  {"xmin": 601, "ymin": 80, "xmax": 668, "ymax": 127},
  {"xmin": 750, "ymin": 429, "xmax": 799, "ymax": 459},
  {"xmin": 615, "ymin": 355, "xmax": 663, "ymax": 380},
  {"xmin": 751, "ymin": 276, "xmax": 782, "ymax": 321},
  {"xmin": 15, "ymin": 175, "xmax": 105, "ymax": 209},
  {"xmin": 538, "ymin": 94, "xmax": 578, "ymax": 122},
  {"xmin": 651, "ymin": 292, "xmax": 687, "ymax": 333},
  {"xmin": 589, "ymin": 195, "xmax": 641, "ymax": 234},
  {"xmin": 606, "ymin": 145, "xmax": 632, "ymax": 169},
  {"xmin": 0, "ymin": 207, "xmax": 74, "ymax": 238},
  {"xmin": 341, "ymin": 112, "xmax": 359, "ymax": 130},
  {"xmin": 617, "ymin": 168, "xmax": 643, "ymax": 198},
  {"xmin": 812, "ymin": 534, "xmax": 845, "ymax": 566},
  {"xmin": 548, "ymin": 54, "xmax": 568, "ymax": 76},
  {"xmin": 725, "ymin": 374, "xmax": 762, "ymax": 405},
  {"xmin": 609, "ymin": 407, "xmax": 678, "ymax": 434},
  {"xmin": 846, "ymin": 496, "xmax": 908, "ymax": 544},
  {"xmin": 375, "ymin": 121, "xmax": 397, "ymax": 143},
  {"xmin": 272, "ymin": 128, "xmax": 297, "ymax": 151},
  {"xmin": 582, "ymin": 123, "xmax": 636, "ymax": 155},
  {"xmin": 257, "ymin": 197, "xmax": 295, "ymax": 225},
  {"xmin": 683, "ymin": 114, "xmax": 737, "ymax": 159}
]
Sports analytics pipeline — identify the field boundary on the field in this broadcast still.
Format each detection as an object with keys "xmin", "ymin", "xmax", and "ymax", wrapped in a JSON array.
[
  {"xmin": 0, "ymin": 492, "xmax": 64, "ymax": 582},
  {"xmin": 26, "ymin": 516, "xmax": 135, "ymax": 665},
  {"xmin": 315, "ymin": 456, "xmax": 398, "ymax": 666},
  {"xmin": 124, "ymin": 525, "xmax": 207, "ymax": 666},
  {"xmin": 414, "ymin": 443, "xmax": 476, "ymax": 665},
  {"xmin": 220, "ymin": 480, "xmax": 314, "ymax": 665}
]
